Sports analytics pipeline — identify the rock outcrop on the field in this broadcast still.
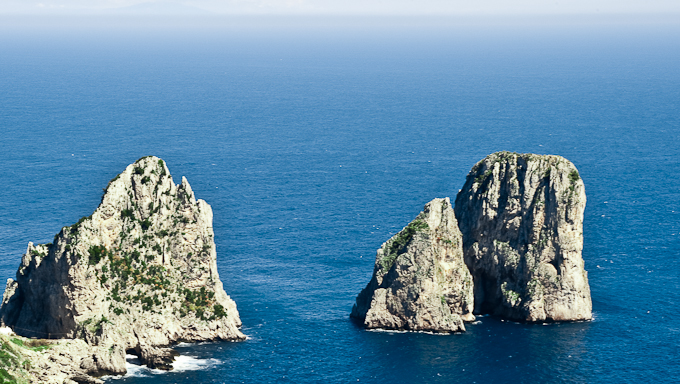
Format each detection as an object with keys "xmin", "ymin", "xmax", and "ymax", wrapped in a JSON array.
[
  {"xmin": 454, "ymin": 152, "xmax": 591, "ymax": 322},
  {"xmin": 352, "ymin": 152, "xmax": 592, "ymax": 331},
  {"xmin": 0, "ymin": 156, "xmax": 245, "ymax": 381},
  {"xmin": 351, "ymin": 198, "xmax": 475, "ymax": 332}
]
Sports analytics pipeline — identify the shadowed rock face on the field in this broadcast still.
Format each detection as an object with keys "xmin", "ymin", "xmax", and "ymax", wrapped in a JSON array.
[
  {"xmin": 454, "ymin": 152, "xmax": 592, "ymax": 322},
  {"xmin": 351, "ymin": 198, "xmax": 475, "ymax": 333},
  {"xmin": 0, "ymin": 156, "xmax": 244, "ymax": 380}
]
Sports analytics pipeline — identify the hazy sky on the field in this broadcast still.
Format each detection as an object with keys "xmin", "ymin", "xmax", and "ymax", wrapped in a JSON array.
[{"xmin": 3, "ymin": 0, "xmax": 680, "ymax": 15}]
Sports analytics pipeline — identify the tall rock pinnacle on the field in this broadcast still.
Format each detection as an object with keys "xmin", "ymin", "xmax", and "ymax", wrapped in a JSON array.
[
  {"xmin": 0, "ymin": 156, "xmax": 245, "ymax": 379},
  {"xmin": 454, "ymin": 152, "xmax": 592, "ymax": 322},
  {"xmin": 352, "ymin": 151, "xmax": 592, "ymax": 332}
]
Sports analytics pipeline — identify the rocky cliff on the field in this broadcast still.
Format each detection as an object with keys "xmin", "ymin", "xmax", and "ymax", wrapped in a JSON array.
[
  {"xmin": 352, "ymin": 151, "xmax": 592, "ymax": 331},
  {"xmin": 0, "ymin": 156, "xmax": 245, "ymax": 381},
  {"xmin": 454, "ymin": 152, "xmax": 592, "ymax": 322},
  {"xmin": 351, "ymin": 198, "xmax": 475, "ymax": 332}
]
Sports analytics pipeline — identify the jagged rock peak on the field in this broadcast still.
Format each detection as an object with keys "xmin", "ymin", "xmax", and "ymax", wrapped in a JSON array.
[
  {"xmin": 351, "ymin": 198, "xmax": 475, "ymax": 333},
  {"xmin": 0, "ymin": 156, "xmax": 245, "ymax": 381},
  {"xmin": 454, "ymin": 151, "xmax": 592, "ymax": 322}
]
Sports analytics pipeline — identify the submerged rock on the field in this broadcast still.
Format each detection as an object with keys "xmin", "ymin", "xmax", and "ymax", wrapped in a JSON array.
[
  {"xmin": 0, "ymin": 156, "xmax": 245, "ymax": 381},
  {"xmin": 454, "ymin": 151, "xmax": 592, "ymax": 322},
  {"xmin": 351, "ymin": 198, "xmax": 475, "ymax": 332}
]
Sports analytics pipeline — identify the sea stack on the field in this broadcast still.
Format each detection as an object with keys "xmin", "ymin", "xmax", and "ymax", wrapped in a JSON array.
[
  {"xmin": 0, "ymin": 156, "xmax": 245, "ymax": 380},
  {"xmin": 351, "ymin": 151, "xmax": 592, "ymax": 331},
  {"xmin": 351, "ymin": 198, "xmax": 475, "ymax": 333},
  {"xmin": 454, "ymin": 152, "xmax": 592, "ymax": 322}
]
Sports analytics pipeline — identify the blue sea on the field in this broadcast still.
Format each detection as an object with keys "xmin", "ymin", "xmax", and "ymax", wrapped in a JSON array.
[{"xmin": 1, "ymin": 15, "xmax": 679, "ymax": 383}]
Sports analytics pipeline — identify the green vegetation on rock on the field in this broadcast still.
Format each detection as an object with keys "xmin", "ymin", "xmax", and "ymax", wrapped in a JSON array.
[
  {"xmin": 475, "ymin": 168, "xmax": 494, "ymax": 185},
  {"xmin": 88, "ymin": 245, "xmax": 107, "ymax": 265},
  {"xmin": 69, "ymin": 215, "xmax": 91, "ymax": 233},
  {"xmin": 0, "ymin": 156, "xmax": 245, "ymax": 381},
  {"xmin": 569, "ymin": 169, "xmax": 580, "ymax": 183},
  {"xmin": 379, "ymin": 219, "xmax": 429, "ymax": 273},
  {"xmin": 0, "ymin": 335, "xmax": 49, "ymax": 384},
  {"xmin": 568, "ymin": 169, "xmax": 580, "ymax": 193}
]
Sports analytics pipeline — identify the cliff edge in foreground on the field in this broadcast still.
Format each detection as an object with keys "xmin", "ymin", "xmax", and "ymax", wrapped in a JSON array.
[{"xmin": 0, "ymin": 156, "xmax": 244, "ymax": 382}]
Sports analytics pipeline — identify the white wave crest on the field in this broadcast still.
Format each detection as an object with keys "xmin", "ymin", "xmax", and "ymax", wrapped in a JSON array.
[
  {"xmin": 366, "ymin": 328, "xmax": 456, "ymax": 335},
  {"xmin": 104, "ymin": 354, "xmax": 221, "ymax": 380},
  {"xmin": 173, "ymin": 355, "xmax": 222, "ymax": 372}
]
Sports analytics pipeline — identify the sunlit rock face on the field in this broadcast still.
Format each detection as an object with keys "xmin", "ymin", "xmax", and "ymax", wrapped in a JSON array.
[
  {"xmin": 454, "ymin": 152, "xmax": 592, "ymax": 322},
  {"xmin": 351, "ymin": 198, "xmax": 475, "ymax": 333},
  {"xmin": 351, "ymin": 151, "xmax": 592, "ymax": 332},
  {"xmin": 0, "ymin": 156, "xmax": 244, "ymax": 380}
]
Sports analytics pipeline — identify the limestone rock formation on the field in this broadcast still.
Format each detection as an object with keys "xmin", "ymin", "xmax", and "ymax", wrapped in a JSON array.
[
  {"xmin": 0, "ymin": 331, "xmax": 105, "ymax": 384},
  {"xmin": 0, "ymin": 156, "xmax": 245, "ymax": 380},
  {"xmin": 351, "ymin": 151, "xmax": 592, "ymax": 330},
  {"xmin": 454, "ymin": 151, "xmax": 592, "ymax": 322},
  {"xmin": 351, "ymin": 198, "xmax": 475, "ymax": 332}
]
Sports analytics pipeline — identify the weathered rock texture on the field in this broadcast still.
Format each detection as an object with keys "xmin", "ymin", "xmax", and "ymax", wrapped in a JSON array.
[
  {"xmin": 352, "ymin": 152, "xmax": 592, "ymax": 331},
  {"xmin": 12, "ymin": 335, "xmax": 104, "ymax": 384},
  {"xmin": 351, "ymin": 198, "xmax": 475, "ymax": 332},
  {"xmin": 0, "ymin": 156, "xmax": 245, "ymax": 381},
  {"xmin": 454, "ymin": 152, "xmax": 592, "ymax": 322}
]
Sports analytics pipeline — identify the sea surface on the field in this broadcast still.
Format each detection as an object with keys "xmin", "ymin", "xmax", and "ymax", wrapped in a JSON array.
[{"xmin": 0, "ymin": 16, "xmax": 679, "ymax": 383}]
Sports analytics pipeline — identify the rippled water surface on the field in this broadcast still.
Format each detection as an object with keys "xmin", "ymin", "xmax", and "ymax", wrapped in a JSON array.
[{"xmin": 0, "ymin": 18, "xmax": 679, "ymax": 383}]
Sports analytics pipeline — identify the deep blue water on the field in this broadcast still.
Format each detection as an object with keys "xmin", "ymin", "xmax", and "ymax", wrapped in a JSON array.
[{"xmin": 1, "ymin": 17, "xmax": 679, "ymax": 383}]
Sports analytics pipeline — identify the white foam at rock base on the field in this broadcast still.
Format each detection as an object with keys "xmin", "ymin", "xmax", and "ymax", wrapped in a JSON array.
[{"xmin": 105, "ymin": 354, "xmax": 222, "ymax": 380}]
